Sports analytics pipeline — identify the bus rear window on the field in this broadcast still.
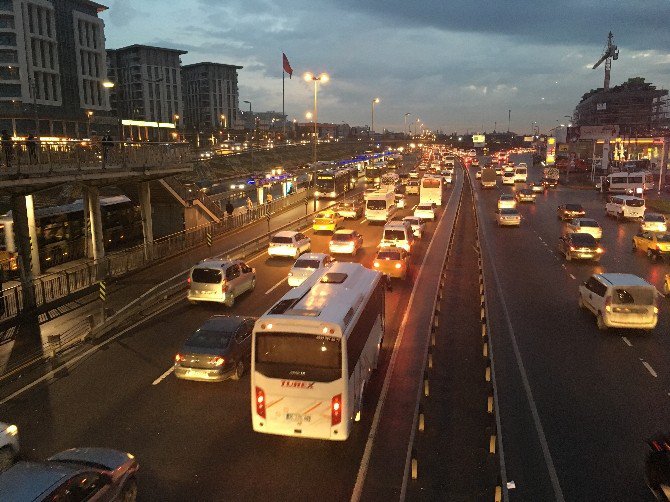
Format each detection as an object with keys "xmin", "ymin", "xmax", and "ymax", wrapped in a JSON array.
[
  {"xmin": 422, "ymin": 178, "xmax": 440, "ymax": 188},
  {"xmin": 255, "ymin": 332, "xmax": 342, "ymax": 382},
  {"xmin": 367, "ymin": 200, "xmax": 387, "ymax": 210}
]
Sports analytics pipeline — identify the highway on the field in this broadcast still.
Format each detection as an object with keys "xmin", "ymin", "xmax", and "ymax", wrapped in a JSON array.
[
  {"xmin": 0, "ymin": 159, "xmax": 461, "ymax": 500},
  {"xmin": 473, "ymin": 154, "xmax": 666, "ymax": 501}
]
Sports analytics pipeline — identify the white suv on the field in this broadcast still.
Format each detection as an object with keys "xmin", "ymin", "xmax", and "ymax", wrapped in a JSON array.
[{"xmin": 578, "ymin": 273, "xmax": 658, "ymax": 330}]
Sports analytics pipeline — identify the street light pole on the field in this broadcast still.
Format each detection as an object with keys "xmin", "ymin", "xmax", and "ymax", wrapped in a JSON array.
[
  {"xmin": 303, "ymin": 72, "xmax": 329, "ymax": 164},
  {"xmin": 243, "ymin": 100, "xmax": 253, "ymax": 171},
  {"xmin": 371, "ymin": 97, "xmax": 379, "ymax": 144}
]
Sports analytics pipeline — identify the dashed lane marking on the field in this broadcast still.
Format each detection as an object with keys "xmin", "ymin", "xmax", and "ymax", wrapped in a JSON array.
[
  {"xmin": 152, "ymin": 366, "xmax": 174, "ymax": 385},
  {"xmin": 265, "ymin": 278, "xmax": 287, "ymax": 295},
  {"xmin": 361, "ymin": 218, "xmax": 368, "ymax": 223},
  {"xmin": 622, "ymin": 337, "xmax": 633, "ymax": 347},
  {"xmin": 569, "ymin": 274, "xmax": 576, "ymax": 280},
  {"xmin": 641, "ymin": 359, "xmax": 658, "ymax": 378}
]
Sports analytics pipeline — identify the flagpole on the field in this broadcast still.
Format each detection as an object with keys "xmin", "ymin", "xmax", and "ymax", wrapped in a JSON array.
[{"xmin": 282, "ymin": 68, "xmax": 285, "ymax": 138}]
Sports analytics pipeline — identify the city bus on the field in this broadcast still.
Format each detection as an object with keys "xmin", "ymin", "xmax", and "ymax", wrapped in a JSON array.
[
  {"xmin": 420, "ymin": 175, "xmax": 443, "ymax": 206},
  {"xmin": 251, "ymin": 262, "xmax": 385, "ymax": 440},
  {"xmin": 365, "ymin": 161, "xmax": 387, "ymax": 185},
  {"xmin": 314, "ymin": 169, "xmax": 352, "ymax": 198}
]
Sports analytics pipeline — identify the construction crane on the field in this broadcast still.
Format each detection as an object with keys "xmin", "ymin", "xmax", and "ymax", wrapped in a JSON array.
[{"xmin": 592, "ymin": 31, "xmax": 619, "ymax": 91}]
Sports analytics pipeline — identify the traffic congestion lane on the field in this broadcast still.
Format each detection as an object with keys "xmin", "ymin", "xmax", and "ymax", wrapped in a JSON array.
[
  {"xmin": 0, "ymin": 160, "xmax": 458, "ymax": 500},
  {"xmin": 471, "ymin": 163, "xmax": 665, "ymax": 500}
]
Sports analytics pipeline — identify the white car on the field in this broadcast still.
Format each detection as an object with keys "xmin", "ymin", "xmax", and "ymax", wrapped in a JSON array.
[
  {"xmin": 414, "ymin": 203, "xmax": 435, "ymax": 221},
  {"xmin": 409, "ymin": 171, "xmax": 419, "ymax": 179},
  {"xmin": 498, "ymin": 194, "xmax": 516, "ymax": 210},
  {"xmin": 497, "ymin": 208, "xmax": 521, "ymax": 227},
  {"xmin": 268, "ymin": 230, "xmax": 311, "ymax": 258},
  {"xmin": 565, "ymin": 218, "xmax": 603, "ymax": 240},
  {"xmin": 641, "ymin": 213, "xmax": 667, "ymax": 233},
  {"xmin": 0, "ymin": 421, "xmax": 19, "ymax": 470},
  {"xmin": 475, "ymin": 170, "xmax": 482, "ymax": 179},
  {"xmin": 502, "ymin": 172, "xmax": 515, "ymax": 185},
  {"xmin": 441, "ymin": 172, "xmax": 453, "ymax": 184},
  {"xmin": 403, "ymin": 216, "xmax": 426, "ymax": 238},
  {"xmin": 287, "ymin": 253, "xmax": 333, "ymax": 287},
  {"xmin": 395, "ymin": 194, "xmax": 406, "ymax": 209}
]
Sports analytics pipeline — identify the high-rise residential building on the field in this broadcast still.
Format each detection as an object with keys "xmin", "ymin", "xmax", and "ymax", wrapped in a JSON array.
[
  {"xmin": 106, "ymin": 44, "xmax": 186, "ymax": 140},
  {"xmin": 0, "ymin": 0, "xmax": 113, "ymax": 138},
  {"xmin": 182, "ymin": 62, "xmax": 242, "ymax": 143}
]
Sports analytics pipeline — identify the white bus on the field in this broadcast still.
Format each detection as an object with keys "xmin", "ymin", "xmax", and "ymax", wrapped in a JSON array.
[
  {"xmin": 365, "ymin": 190, "xmax": 396, "ymax": 222},
  {"xmin": 251, "ymin": 262, "xmax": 385, "ymax": 441},
  {"xmin": 420, "ymin": 175, "xmax": 443, "ymax": 206}
]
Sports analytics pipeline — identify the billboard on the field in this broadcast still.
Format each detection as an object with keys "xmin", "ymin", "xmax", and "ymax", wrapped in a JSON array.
[
  {"xmin": 568, "ymin": 125, "xmax": 619, "ymax": 141},
  {"xmin": 472, "ymin": 134, "xmax": 485, "ymax": 147},
  {"xmin": 546, "ymin": 137, "xmax": 556, "ymax": 164},
  {"xmin": 523, "ymin": 136, "xmax": 534, "ymax": 142}
]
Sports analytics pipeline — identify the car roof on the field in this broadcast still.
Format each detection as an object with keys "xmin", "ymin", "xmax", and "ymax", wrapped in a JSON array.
[
  {"xmin": 0, "ymin": 461, "xmax": 79, "ymax": 502},
  {"xmin": 194, "ymin": 259, "xmax": 236, "ymax": 269},
  {"xmin": 274, "ymin": 230, "xmax": 298, "ymax": 237},
  {"xmin": 333, "ymin": 229, "xmax": 355, "ymax": 235},
  {"xmin": 500, "ymin": 194, "xmax": 513, "ymax": 199},
  {"xmin": 296, "ymin": 252, "xmax": 329, "ymax": 260},
  {"xmin": 595, "ymin": 273, "xmax": 652, "ymax": 287},
  {"xmin": 377, "ymin": 246, "xmax": 404, "ymax": 254}
]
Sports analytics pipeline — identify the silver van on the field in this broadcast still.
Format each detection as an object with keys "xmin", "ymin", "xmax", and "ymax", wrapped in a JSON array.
[{"xmin": 187, "ymin": 259, "xmax": 256, "ymax": 307}]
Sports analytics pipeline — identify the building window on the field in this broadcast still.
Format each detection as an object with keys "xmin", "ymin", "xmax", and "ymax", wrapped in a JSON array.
[
  {"xmin": 0, "ymin": 49, "xmax": 16, "ymax": 63},
  {"xmin": 0, "ymin": 65, "xmax": 17, "ymax": 80},
  {"xmin": 0, "ymin": 0, "xmax": 13, "ymax": 12},
  {"xmin": 0, "ymin": 32, "xmax": 16, "ymax": 46},
  {"xmin": 0, "ymin": 83, "xmax": 21, "ymax": 97},
  {"xmin": 0, "ymin": 15, "xmax": 13, "ymax": 29}
]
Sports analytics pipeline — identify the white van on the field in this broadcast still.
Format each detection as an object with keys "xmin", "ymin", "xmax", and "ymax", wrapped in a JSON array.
[
  {"xmin": 579, "ymin": 273, "xmax": 658, "ymax": 330},
  {"xmin": 379, "ymin": 220, "xmax": 414, "ymax": 253},
  {"xmin": 605, "ymin": 195, "xmax": 645, "ymax": 220},
  {"xmin": 365, "ymin": 190, "xmax": 396, "ymax": 223},
  {"xmin": 514, "ymin": 166, "xmax": 528, "ymax": 183},
  {"xmin": 188, "ymin": 259, "xmax": 256, "ymax": 307}
]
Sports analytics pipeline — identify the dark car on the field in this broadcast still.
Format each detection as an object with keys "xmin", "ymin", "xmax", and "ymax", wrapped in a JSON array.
[
  {"xmin": 174, "ymin": 315, "xmax": 254, "ymax": 382},
  {"xmin": 645, "ymin": 435, "xmax": 670, "ymax": 501},
  {"xmin": 557, "ymin": 203, "xmax": 586, "ymax": 221},
  {"xmin": 558, "ymin": 232, "xmax": 603, "ymax": 262},
  {"xmin": 0, "ymin": 447, "xmax": 138, "ymax": 502},
  {"xmin": 529, "ymin": 182, "xmax": 546, "ymax": 194}
]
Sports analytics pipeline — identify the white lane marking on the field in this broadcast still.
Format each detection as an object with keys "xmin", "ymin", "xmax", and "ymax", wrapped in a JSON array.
[
  {"xmin": 479, "ymin": 207, "xmax": 566, "ymax": 502},
  {"xmin": 245, "ymin": 250, "xmax": 269, "ymax": 264},
  {"xmin": 569, "ymin": 274, "xmax": 576, "ymax": 280},
  {"xmin": 622, "ymin": 337, "xmax": 633, "ymax": 347},
  {"xmin": 352, "ymin": 170, "xmax": 461, "ymax": 502},
  {"xmin": 561, "ymin": 264, "xmax": 566, "ymax": 269},
  {"xmin": 361, "ymin": 218, "xmax": 367, "ymax": 223},
  {"xmin": 656, "ymin": 288, "xmax": 666, "ymax": 298},
  {"xmin": 265, "ymin": 278, "xmax": 286, "ymax": 295},
  {"xmin": 152, "ymin": 366, "xmax": 174, "ymax": 385},
  {"xmin": 642, "ymin": 360, "xmax": 658, "ymax": 378}
]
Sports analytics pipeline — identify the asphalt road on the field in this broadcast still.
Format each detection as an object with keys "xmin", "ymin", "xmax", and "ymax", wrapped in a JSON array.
[
  {"xmin": 473, "ymin": 154, "xmax": 667, "ymax": 501},
  {"xmin": 0, "ymin": 158, "xmax": 459, "ymax": 501}
]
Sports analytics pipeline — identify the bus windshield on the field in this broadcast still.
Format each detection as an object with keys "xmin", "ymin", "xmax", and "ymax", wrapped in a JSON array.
[
  {"xmin": 367, "ymin": 199, "xmax": 387, "ymax": 210},
  {"xmin": 255, "ymin": 332, "xmax": 342, "ymax": 382},
  {"xmin": 316, "ymin": 177, "xmax": 335, "ymax": 190}
]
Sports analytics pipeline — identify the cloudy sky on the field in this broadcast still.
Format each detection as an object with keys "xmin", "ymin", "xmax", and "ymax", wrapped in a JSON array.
[{"xmin": 100, "ymin": 0, "xmax": 670, "ymax": 134}]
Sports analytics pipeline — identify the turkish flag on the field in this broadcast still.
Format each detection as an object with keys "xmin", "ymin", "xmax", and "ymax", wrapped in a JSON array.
[{"xmin": 282, "ymin": 53, "xmax": 293, "ymax": 78}]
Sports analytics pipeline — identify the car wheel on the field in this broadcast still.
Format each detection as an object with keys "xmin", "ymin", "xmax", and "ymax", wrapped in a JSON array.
[
  {"xmin": 596, "ymin": 313, "xmax": 607, "ymax": 331},
  {"xmin": 232, "ymin": 360, "xmax": 245, "ymax": 381},
  {"xmin": 0, "ymin": 447, "xmax": 14, "ymax": 472},
  {"xmin": 225, "ymin": 292, "xmax": 235, "ymax": 308},
  {"xmin": 578, "ymin": 295, "xmax": 586, "ymax": 310},
  {"xmin": 249, "ymin": 278, "xmax": 256, "ymax": 291},
  {"xmin": 121, "ymin": 478, "xmax": 138, "ymax": 502},
  {"xmin": 647, "ymin": 249, "xmax": 657, "ymax": 262}
]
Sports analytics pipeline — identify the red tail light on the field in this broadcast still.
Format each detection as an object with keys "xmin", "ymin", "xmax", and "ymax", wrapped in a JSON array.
[
  {"xmin": 256, "ymin": 387, "xmax": 266, "ymax": 418},
  {"xmin": 187, "ymin": 277, "xmax": 191, "ymax": 287},
  {"xmin": 331, "ymin": 394, "xmax": 342, "ymax": 426},
  {"xmin": 212, "ymin": 356, "xmax": 225, "ymax": 367}
]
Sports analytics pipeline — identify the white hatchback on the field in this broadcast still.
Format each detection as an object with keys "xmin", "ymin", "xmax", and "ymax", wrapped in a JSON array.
[
  {"xmin": 268, "ymin": 231, "xmax": 311, "ymax": 258},
  {"xmin": 414, "ymin": 203, "xmax": 435, "ymax": 221},
  {"xmin": 498, "ymin": 194, "xmax": 516, "ymax": 210},
  {"xmin": 565, "ymin": 218, "xmax": 603, "ymax": 240},
  {"xmin": 641, "ymin": 213, "xmax": 667, "ymax": 233},
  {"xmin": 287, "ymin": 253, "xmax": 333, "ymax": 287}
]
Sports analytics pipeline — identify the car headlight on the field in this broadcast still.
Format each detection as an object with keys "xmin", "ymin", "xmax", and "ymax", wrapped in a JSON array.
[{"xmin": 5, "ymin": 425, "xmax": 17, "ymax": 436}]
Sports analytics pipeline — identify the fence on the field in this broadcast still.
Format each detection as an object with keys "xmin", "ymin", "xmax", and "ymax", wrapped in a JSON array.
[
  {"xmin": 0, "ymin": 187, "xmax": 312, "ymax": 323},
  {"xmin": 0, "ymin": 140, "xmax": 195, "ymax": 178}
]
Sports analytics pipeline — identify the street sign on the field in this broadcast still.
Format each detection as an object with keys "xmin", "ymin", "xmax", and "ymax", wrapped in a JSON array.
[
  {"xmin": 206, "ymin": 231, "xmax": 212, "ymax": 248},
  {"xmin": 99, "ymin": 281, "xmax": 107, "ymax": 302}
]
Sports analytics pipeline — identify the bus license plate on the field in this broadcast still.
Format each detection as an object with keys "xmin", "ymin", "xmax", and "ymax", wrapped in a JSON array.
[{"xmin": 286, "ymin": 413, "xmax": 311, "ymax": 423}]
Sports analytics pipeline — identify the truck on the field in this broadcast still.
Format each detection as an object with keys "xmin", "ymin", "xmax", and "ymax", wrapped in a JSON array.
[
  {"xmin": 480, "ymin": 168, "xmax": 497, "ymax": 189},
  {"xmin": 542, "ymin": 166, "xmax": 560, "ymax": 188}
]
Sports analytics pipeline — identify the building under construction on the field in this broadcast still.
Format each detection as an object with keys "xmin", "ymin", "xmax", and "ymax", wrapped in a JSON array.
[{"xmin": 574, "ymin": 77, "xmax": 669, "ymax": 135}]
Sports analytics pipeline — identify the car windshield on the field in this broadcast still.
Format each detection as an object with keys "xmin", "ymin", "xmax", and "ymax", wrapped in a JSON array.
[
  {"xmin": 565, "ymin": 204, "xmax": 583, "ymax": 211},
  {"xmin": 191, "ymin": 268, "xmax": 222, "ymax": 284},
  {"xmin": 367, "ymin": 200, "xmax": 387, "ymax": 210},
  {"xmin": 646, "ymin": 214, "xmax": 665, "ymax": 222},
  {"xmin": 377, "ymin": 251, "xmax": 401, "ymax": 260},
  {"xmin": 626, "ymin": 198, "xmax": 644, "ymax": 207},
  {"xmin": 571, "ymin": 234, "xmax": 597, "ymax": 246},
  {"xmin": 612, "ymin": 287, "xmax": 654, "ymax": 305},
  {"xmin": 500, "ymin": 208, "xmax": 518, "ymax": 215},
  {"xmin": 384, "ymin": 229, "xmax": 406, "ymax": 240},
  {"xmin": 185, "ymin": 329, "xmax": 233, "ymax": 349},
  {"xmin": 500, "ymin": 195, "xmax": 513, "ymax": 201},
  {"xmin": 405, "ymin": 218, "xmax": 419, "ymax": 225},
  {"xmin": 293, "ymin": 259, "xmax": 321, "ymax": 269},
  {"xmin": 578, "ymin": 220, "xmax": 599, "ymax": 227},
  {"xmin": 271, "ymin": 236, "xmax": 293, "ymax": 244}
]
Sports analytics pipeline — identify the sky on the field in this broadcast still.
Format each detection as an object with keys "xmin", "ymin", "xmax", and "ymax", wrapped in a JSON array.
[{"xmin": 100, "ymin": 0, "xmax": 670, "ymax": 135}]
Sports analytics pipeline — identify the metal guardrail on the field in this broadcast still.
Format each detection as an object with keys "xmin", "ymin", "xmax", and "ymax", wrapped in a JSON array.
[
  {"xmin": 0, "ymin": 187, "xmax": 312, "ymax": 323},
  {"xmin": 0, "ymin": 140, "xmax": 195, "ymax": 179}
]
